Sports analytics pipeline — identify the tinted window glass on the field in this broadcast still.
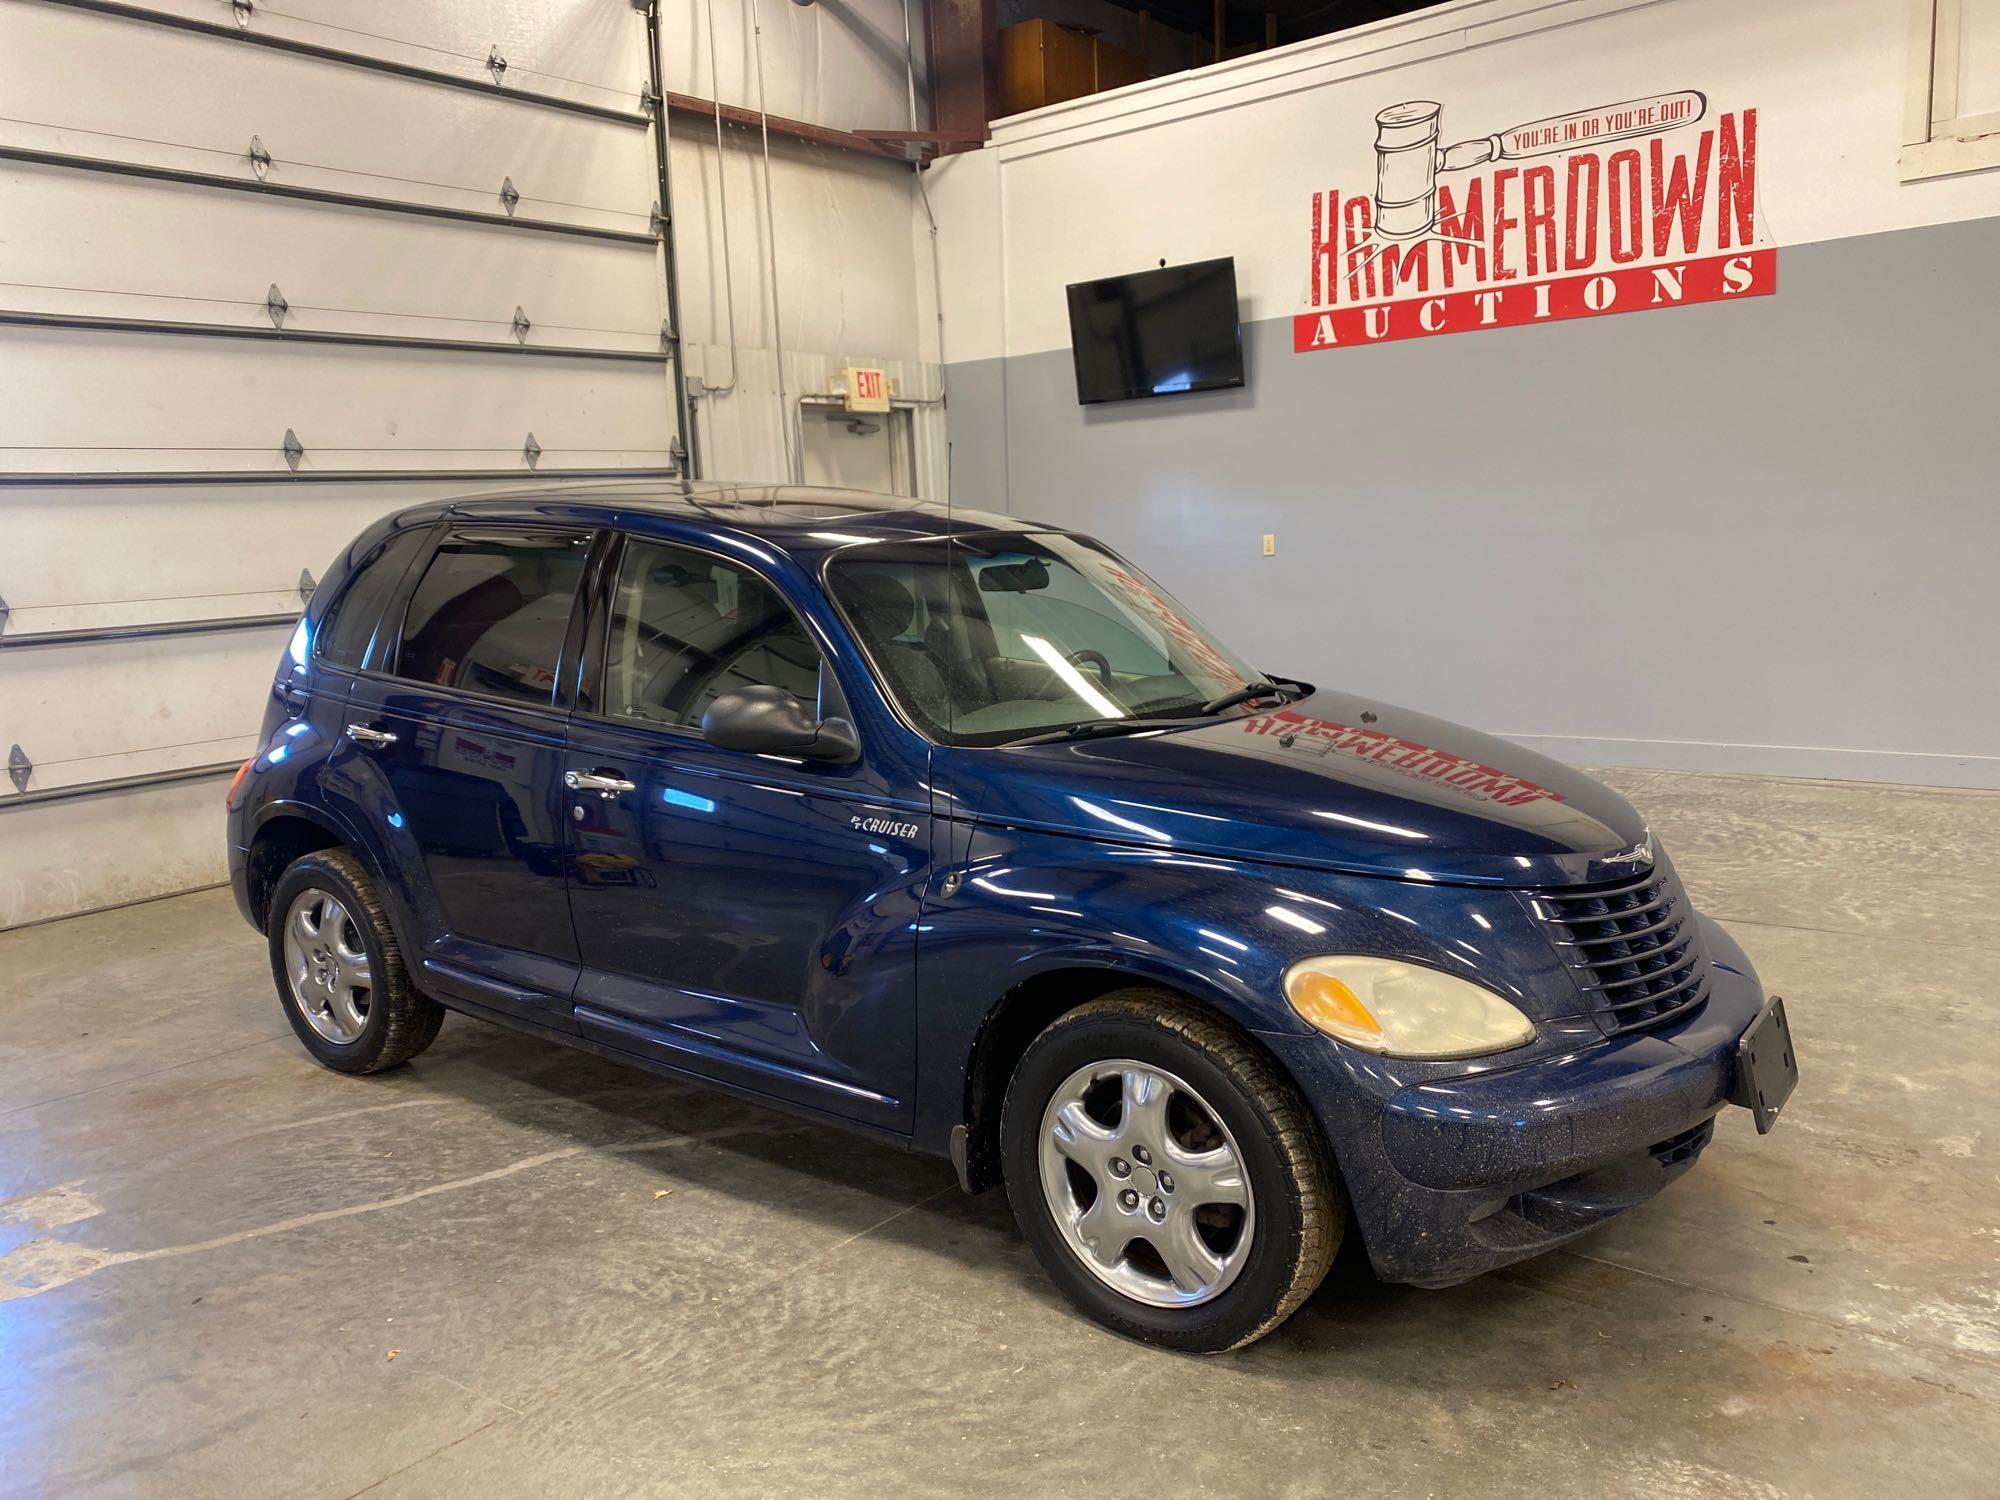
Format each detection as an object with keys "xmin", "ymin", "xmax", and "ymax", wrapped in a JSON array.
[
  {"xmin": 601, "ymin": 539, "xmax": 821, "ymax": 729},
  {"xmin": 317, "ymin": 527, "xmax": 428, "ymax": 670},
  {"xmin": 394, "ymin": 530, "xmax": 589, "ymax": 706}
]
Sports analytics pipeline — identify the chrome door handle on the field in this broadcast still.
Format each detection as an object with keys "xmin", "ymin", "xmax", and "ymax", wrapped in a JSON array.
[
  {"xmin": 345, "ymin": 723, "xmax": 398, "ymax": 746},
  {"xmin": 565, "ymin": 769, "xmax": 636, "ymax": 798}
]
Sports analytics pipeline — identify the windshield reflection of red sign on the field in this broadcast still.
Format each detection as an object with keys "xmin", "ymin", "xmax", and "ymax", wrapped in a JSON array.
[
  {"xmin": 1099, "ymin": 563, "xmax": 1248, "ymax": 692},
  {"xmin": 1242, "ymin": 708, "xmax": 1564, "ymax": 809}
]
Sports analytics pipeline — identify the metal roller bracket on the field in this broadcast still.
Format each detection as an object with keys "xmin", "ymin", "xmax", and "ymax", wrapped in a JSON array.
[
  {"xmin": 523, "ymin": 433, "xmax": 542, "ymax": 469},
  {"xmin": 248, "ymin": 135, "xmax": 272, "ymax": 181},
  {"xmin": 487, "ymin": 46, "xmax": 509, "ymax": 83},
  {"xmin": 511, "ymin": 306, "xmax": 531, "ymax": 345},
  {"xmin": 283, "ymin": 428, "xmax": 304, "ymax": 472},
  {"xmin": 298, "ymin": 569, "xmax": 317, "ymax": 603},
  {"xmin": 231, "ymin": 0, "xmax": 253, "ymax": 26},
  {"xmin": 8, "ymin": 745, "xmax": 31, "ymax": 794},
  {"xmin": 499, "ymin": 176, "xmax": 520, "ymax": 216},
  {"xmin": 266, "ymin": 283, "xmax": 289, "ymax": 328}
]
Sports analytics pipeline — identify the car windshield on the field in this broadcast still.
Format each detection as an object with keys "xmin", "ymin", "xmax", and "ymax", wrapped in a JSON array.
[{"xmin": 825, "ymin": 532, "xmax": 1263, "ymax": 746}]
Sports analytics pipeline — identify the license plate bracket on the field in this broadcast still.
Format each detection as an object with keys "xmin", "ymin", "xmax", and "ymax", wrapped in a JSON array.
[{"xmin": 1733, "ymin": 996, "xmax": 1798, "ymax": 1134}]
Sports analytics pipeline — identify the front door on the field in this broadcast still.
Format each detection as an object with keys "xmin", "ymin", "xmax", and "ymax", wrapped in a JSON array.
[
  {"xmin": 339, "ymin": 524, "xmax": 592, "ymax": 1028},
  {"xmin": 562, "ymin": 534, "xmax": 928, "ymax": 1131}
]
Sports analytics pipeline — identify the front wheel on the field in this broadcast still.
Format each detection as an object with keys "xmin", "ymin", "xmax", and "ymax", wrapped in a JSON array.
[{"xmin": 1000, "ymin": 991, "xmax": 1344, "ymax": 1352}]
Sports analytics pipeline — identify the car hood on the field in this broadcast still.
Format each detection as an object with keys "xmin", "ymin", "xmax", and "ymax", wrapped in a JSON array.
[{"xmin": 942, "ymin": 689, "xmax": 1650, "ymax": 888}]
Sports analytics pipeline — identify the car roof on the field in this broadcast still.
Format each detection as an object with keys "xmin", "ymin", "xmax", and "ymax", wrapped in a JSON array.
[{"xmin": 407, "ymin": 480, "xmax": 1040, "ymax": 554}]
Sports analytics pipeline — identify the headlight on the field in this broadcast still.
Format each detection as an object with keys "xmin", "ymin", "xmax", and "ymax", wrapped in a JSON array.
[{"xmin": 1282, "ymin": 955, "xmax": 1535, "ymax": 1059}]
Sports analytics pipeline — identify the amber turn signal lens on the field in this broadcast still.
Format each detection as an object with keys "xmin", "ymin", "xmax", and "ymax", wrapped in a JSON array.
[
  {"xmin": 224, "ymin": 756, "xmax": 256, "ymax": 810},
  {"xmin": 1287, "ymin": 971, "xmax": 1383, "ymax": 1040}
]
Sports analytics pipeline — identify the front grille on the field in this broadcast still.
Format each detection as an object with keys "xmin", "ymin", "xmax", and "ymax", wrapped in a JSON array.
[{"xmin": 1524, "ymin": 864, "xmax": 1711, "ymax": 1036}]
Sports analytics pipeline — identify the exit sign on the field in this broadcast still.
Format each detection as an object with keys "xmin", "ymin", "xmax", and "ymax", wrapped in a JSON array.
[{"xmin": 843, "ymin": 366, "xmax": 891, "ymax": 413}]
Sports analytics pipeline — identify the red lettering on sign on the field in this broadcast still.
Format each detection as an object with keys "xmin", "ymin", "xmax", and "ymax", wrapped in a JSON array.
[{"xmin": 1292, "ymin": 248, "xmax": 1775, "ymax": 351}]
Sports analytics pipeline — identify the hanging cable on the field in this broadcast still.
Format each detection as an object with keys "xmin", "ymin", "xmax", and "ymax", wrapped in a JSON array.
[{"xmin": 747, "ymin": 0, "xmax": 799, "ymax": 484}]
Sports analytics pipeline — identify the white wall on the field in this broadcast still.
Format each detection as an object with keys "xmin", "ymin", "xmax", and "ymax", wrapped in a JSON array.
[
  {"xmin": 929, "ymin": 0, "xmax": 2000, "ymax": 790},
  {"xmin": 0, "ymin": 0, "xmax": 944, "ymax": 927}
]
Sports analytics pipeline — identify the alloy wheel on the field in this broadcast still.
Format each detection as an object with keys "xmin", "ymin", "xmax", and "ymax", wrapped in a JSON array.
[
  {"xmin": 281, "ymin": 886, "xmax": 373, "ymax": 1044},
  {"xmin": 1037, "ymin": 1059, "xmax": 1256, "ymax": 1308}
]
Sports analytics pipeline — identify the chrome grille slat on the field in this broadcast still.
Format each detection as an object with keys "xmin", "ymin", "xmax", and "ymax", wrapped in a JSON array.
[
  {"xmin": 1555, "ymin": 909, "xmax": 1686, "ymax": 947},
  {"xmin": 1524, "ymin": 862, "xmax": 1712, "ymax": 1036}
]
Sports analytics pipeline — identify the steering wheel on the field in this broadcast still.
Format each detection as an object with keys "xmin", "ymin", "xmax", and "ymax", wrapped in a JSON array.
[{"xmin": 1065, "ymin": 649, "xmax": 1114, "ymax": 689}]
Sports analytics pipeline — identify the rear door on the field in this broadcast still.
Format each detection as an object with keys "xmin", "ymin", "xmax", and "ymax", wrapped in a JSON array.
[
  {"xmin": 337, "ymin": 524, "xmax": 593, "ymax": 1028},
  {"xmin": 561, "ymin": 531, "xmax": 929, "ymax": 1130}
]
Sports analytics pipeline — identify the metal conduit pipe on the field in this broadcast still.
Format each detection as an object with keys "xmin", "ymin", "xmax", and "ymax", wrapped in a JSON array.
[
  {"xmin": 747, "ymin": 0, "xmax": 799, "ymax": 484},
  {"xmin": 702, "ymin": 0, "xmax": 743, "ymax": 401},
  {"xmin": 641, "ymin": 0, "xmax": 700, "ymax": 481}
]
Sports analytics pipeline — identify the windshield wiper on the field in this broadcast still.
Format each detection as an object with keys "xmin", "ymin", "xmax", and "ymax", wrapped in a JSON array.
[
  {"xmin": 1007, "ymin": 717, "xmax": 1198, "ymax": 747},
  {"xmin": 1199, "ymin": 681, "xmax": 1298, "ymax": 716}
]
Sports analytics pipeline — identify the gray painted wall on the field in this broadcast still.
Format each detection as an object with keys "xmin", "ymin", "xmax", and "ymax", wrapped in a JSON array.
[{"xmin": 942, "ymin": 218, "xmax": 2000, "ymax": 788}]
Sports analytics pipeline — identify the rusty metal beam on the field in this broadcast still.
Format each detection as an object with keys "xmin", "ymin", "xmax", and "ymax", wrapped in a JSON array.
[
  {"xmin": 662, "ymin": 91, "xmax": 903, "ymax": 160},
  {"xmin": 924, "ymin": 0, "xmax": 999, "ymax": 155}
]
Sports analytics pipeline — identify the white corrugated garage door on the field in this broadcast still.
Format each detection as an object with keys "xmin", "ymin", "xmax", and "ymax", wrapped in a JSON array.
[{"xmin": 0, "ymin": 0, "xmax": 684, "ymax": 926}]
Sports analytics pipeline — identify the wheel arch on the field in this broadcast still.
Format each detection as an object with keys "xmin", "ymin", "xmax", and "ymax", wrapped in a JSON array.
[
  {"xmin": 950, "ymin": 962, "xmax": 1323, "ymax": 1196},
  {"xmin": 244, "ymin": 803, "xmax": 382, "ymax": 932}
]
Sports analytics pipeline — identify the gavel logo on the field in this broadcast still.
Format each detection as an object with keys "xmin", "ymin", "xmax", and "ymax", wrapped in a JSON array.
[{"xmin": 1358, "ymin": 91, "xmax": 1708, "ymax": 274}]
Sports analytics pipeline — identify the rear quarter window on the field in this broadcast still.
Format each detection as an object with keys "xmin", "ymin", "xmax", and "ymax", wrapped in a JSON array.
[{"xmin": 316, "ymin": 527, "xmax": 430, "ymax": 670}]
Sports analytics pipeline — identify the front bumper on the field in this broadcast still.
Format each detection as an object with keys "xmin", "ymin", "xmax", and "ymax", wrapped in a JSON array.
[{"xmin": 1262, "ymin": 915, "xmax": 1770, "ymax": 1288}]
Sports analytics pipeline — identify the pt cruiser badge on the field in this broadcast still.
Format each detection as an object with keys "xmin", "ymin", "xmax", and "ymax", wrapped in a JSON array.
[{"xmin": 853, "ymin": 814, "xmax": 922, "ymax": 840}]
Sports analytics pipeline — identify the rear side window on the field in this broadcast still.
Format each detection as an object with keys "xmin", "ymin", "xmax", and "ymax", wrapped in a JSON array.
[
  {"xmin": 316, "ymin": 527, "xmax": 428, "ymax": 670},
  {"xmin": 393, "ymin": 529, "xmax": 590, "ymax": 706}
]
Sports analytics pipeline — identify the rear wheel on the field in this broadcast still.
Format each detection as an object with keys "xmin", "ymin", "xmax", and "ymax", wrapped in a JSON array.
[
  {"xmin": 1001, "ymin": 990, "xmax": 1343, "ymax": 1352},
  {"xmin": 268, "ymin": 849, "xmax": 443, "ymax": 1074}
]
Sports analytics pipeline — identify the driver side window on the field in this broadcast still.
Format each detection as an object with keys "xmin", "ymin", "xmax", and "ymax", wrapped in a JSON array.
[{"xmin": 602, "ymin": 539, "xmax": 821, "ymax": 729}]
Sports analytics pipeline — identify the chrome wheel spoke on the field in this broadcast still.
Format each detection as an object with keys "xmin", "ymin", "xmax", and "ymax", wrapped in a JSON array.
[
  {"xmin": 1072, "ymin": 1195, "xmax": 1127, "ymax": 1270},
  {"xmin": 1173, "ymin": 1144, "xmax": 1249, "ymax": 1209},
  {"xmin": 1156, "ymin": 1212, "xmax": 1226, "ymax": 1296},
  {"xmin": 1050, "ymin": 1100, "xmax": 1117, "ymax": 1173},
  {"xmin": 329, "ymin": 984, "xmax": 367, "ymax": 1040},
  {"xmin": 1119, "ymin": 1066, "xmax": 1170, "ymax": 1144}
]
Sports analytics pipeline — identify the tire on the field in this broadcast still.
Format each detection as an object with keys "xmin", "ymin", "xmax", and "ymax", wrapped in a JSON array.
[
  {"xmin": 1000, "ymin": 990, "xmax": 1343, "ymax": 1353},
  {"xmin": 267, "ymin": 848, "xmax": 444, "ymax": 1075}
]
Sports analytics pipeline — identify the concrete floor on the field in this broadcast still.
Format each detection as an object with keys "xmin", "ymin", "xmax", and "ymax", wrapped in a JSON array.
[{"xmin": 2, "ymin": 769, "xmax": 1998, "ymax": 1498}]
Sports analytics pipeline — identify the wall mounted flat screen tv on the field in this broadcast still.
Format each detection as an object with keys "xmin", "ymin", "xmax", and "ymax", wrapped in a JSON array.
[{"xmin": 1065, "ymin": 257, "xmax": 1244, "ymax": 405}]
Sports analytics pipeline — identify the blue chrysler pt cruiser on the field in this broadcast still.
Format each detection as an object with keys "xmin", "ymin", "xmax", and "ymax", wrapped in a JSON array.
[{"xmin": 227, "ymin": 483, "xmax": 1796, "ymax": 1351}]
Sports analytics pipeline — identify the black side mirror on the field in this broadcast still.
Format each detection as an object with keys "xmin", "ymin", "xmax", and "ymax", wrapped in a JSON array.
[{"xmin": 700, "ymin": 686, "xmax": 860, "ymax": 764}]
